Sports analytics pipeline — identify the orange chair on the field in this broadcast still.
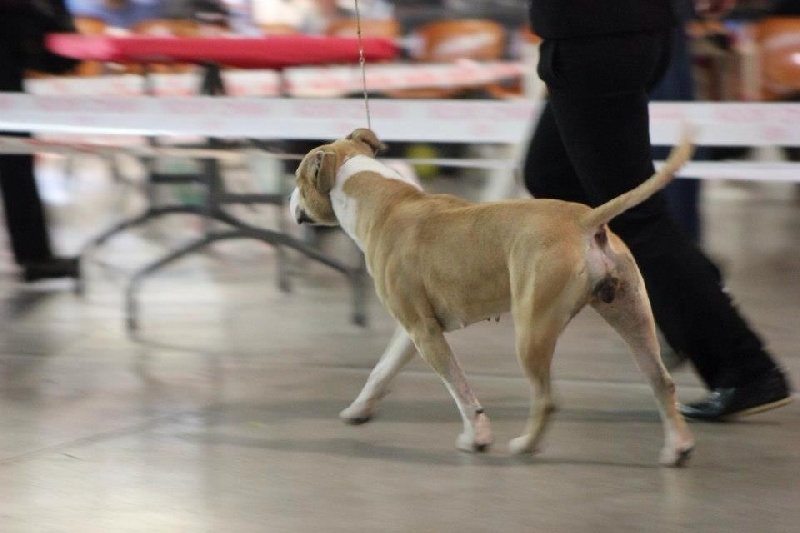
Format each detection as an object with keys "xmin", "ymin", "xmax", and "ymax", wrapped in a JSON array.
[
  {"xmin": 755, "ymin": 17, "xmax": 800, "ymax": 161},
  {"xmin": 409, "ymin": 18, "xmax": 506, "ymax": 62},
  {"xmin": 129, "ymin": 19, "xmax": 201, "ymax": 74},
  {"xmin": 325, "ymin": 17, "xmax": 401, "ymax": 39},
  {"xmin": 74, "ymin": 15, "xmax": 107, "ymax": 35},
  {"xmin": 73, "ymin": 16, "xmax": 108, "ymax": 76},
  {"xmin": 389, "ymin": 18, "xmax": 508, "ymax": 99},
  {"xmin": 130, "ymin": 18, "xmax": 199, "ymax": 37},
  {"xmin": 756, "ymin": 17, "xmax": 800, "ymax": 101},
  {"xmin": 486, "ymin": 24, "xmax": 543, "ymax": 99},
  {"xmin": 25, "ymin": 15, "xmax": 109, "ymax": 78}
]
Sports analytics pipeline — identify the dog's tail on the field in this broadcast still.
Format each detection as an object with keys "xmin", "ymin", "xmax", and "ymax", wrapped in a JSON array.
[{"xmin": 579, "ymin": 128, "xmax": 695, "ymax": 231}]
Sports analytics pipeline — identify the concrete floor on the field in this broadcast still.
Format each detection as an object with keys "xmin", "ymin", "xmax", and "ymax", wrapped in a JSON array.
[{"xmin": 0, "ymin": 157, "xmax": 798, "ymax": 532}]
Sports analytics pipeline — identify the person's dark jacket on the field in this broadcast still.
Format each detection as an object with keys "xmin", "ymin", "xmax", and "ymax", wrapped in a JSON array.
[
  {"xmin": 772, "ymin": 0, "xmax": 800, "ymax": 16},
  {"xmin": 528, "ymin": 0, "xmax": 679, "ymax": 39},
  {"xmin": 161, "ymin": 0, "xmax": 228, "ymax": 23},
  {"xmin": 0, "ymin": 0, "xmax": 78, "ymax": 80}
]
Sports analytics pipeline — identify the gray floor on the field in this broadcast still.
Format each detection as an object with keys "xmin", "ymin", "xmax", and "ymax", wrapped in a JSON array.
[{"xmin": 1, "ymin": 157, "xmax": 798, "ymax": 532}]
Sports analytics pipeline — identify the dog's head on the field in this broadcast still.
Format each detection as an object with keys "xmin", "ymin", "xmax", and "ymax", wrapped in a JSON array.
[{"xmin": 289, "ymin": 128, "xmax": 386, "ymax": 225}]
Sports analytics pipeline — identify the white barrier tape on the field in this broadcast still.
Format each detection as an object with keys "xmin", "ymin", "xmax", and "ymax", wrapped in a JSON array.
[
  {"xmin": 0, "ymin": 136, "xmax": 522, "ymax": 170},
  {"xmin": 24, "ymin": 62, "xmax": 524, "ymax": 99},
  {"xmin": 283, "ymin": 61, "xmax": 526, "ymax": 97},
  {"xmin": 0, "ymin": 136, "xmax": 254, "ymax": 162},
  {"xmin": 145, "ymin": 70, "xmax": 284, "ymax": 97},
  {"xmin": 2, "ymin": 94, "xmax": 800, "ymax": 146},
  {"xmin": 650, "ymin": 102, "xmax": 800, "ymax": 146},
  {"xmin": 0, "ymin": 94, "xmax": 535, "ymax": 143},
  {"xmin": 25, "ymin": 71, "xmax": 283, "ymax": 97},
  {"xmin": 663, "ymin": 161, "xmax": 800, "ymax": 183},
  {"xmin": 26, "ymin": 74, "xmax": 143, "ymax": 96},
  {"xmin": 3, "ymin": 136, "xmax": 800, "ymax": 182}
]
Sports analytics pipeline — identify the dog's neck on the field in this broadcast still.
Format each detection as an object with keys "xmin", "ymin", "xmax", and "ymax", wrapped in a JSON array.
[
  {"xmin": 331, "ymin": 155, "xmax": 421, "ymax": 250},
  {"xmin": 335, "ymin": 155, "xmax": 421, "ymax": 189}
]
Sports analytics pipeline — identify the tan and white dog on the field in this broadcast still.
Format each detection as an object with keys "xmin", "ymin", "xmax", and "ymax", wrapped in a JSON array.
[{"xmin": 290, "ymin": 128, "xmax": 695, "ymax": 466}]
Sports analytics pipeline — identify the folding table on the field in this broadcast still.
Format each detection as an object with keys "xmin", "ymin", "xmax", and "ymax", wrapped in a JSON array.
[{"xmin": 47, "ymin": 34, "xmax": 398, "ymax": 330}]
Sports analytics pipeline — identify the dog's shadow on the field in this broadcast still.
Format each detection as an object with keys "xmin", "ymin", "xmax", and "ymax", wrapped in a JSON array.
[
  {"xmin": 175, "ymin": 397, "xmax": 664, "ymax": 469},
  {"xmin": 192, "ymin": 397, "xmax": 666, "ymax": 425},
  {"xmin": 181, "ymin": 433, "xmax": 656, "ymax": 470}
]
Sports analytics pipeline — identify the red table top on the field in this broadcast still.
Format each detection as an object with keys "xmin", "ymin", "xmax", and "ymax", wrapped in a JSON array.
[{"xmin": 46, "ymin": 34, "xmax": 399, "ymax": 69}]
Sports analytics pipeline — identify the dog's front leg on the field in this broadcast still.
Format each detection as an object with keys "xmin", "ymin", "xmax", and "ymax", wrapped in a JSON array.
[
  {"xmin": 409, "ymin": 324, "xmax": 493, "ymax": 453},
  {"xmin": 340, "ymin": 325, "xmax": 417, "ymax": 424}
]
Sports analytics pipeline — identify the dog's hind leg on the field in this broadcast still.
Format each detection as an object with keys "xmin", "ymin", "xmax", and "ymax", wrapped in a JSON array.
[
  {"xmin": 507, "ymin": 255, "xmax": 577, "ymax": 456},
  {"xmin": 508, "ymin": 307, "xmax": 564, "ymax": 456},
  {"xmin": 590, "ymin": 260, "xmax": 695, "ymax": 467},
  {"xmin": 340, "ymin": 325, "xmax": 417, "ymax": 424}
]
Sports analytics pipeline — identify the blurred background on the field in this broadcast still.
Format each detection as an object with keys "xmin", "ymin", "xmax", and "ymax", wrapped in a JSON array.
[{"xmin": 0, "ymin": 1, "xmax": 798, "ymax": 531}]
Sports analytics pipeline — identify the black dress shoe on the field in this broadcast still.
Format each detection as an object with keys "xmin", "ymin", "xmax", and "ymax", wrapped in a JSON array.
[
  {"xmin": 679, "ymin": 367, "xmax": 792, "ymax": 422},
  {"xmin": 21, "ymin": 257, "xmax": 80, "ymax": 283}
]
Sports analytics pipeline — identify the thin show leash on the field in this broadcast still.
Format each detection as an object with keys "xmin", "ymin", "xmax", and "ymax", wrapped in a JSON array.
[{"xmin": 352, "ymin": 0, "xmax": 372, "ymax": 130}]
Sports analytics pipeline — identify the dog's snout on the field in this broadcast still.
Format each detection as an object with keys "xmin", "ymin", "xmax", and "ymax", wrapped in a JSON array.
[{"xmin": 289, "ymin": 188, "xmax": 306, "ymax": 224}]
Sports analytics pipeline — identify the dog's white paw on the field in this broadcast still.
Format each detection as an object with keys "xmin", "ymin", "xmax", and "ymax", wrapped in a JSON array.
[
  {"xmin": 508, "ymin": 435, "xmax": 537, "ymax": 456},
  {"xmin": 455, "ymin": 413, "xmax": 493, "ymax": 453},
  {"xmin": 659, "ymin": 441, "xmax": 695, "ymax": 467},
  {"xmin": 456, "ymin": 432, "xmax": 492, "ymax": 453},
  {"xmin": 339, "ymin": 403, "xmax": 374, "ymax": 425}
]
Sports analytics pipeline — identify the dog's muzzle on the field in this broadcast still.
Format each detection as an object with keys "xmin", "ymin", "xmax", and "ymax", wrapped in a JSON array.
[{"xmin": 289, "ymin": 188, "xmax": 313, "ymax": 224}]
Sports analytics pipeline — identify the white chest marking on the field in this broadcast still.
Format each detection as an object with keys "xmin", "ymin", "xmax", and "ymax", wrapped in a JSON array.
[{"xmin": 331, "ymin": 155, "xmax": 421, "ymax": 251}]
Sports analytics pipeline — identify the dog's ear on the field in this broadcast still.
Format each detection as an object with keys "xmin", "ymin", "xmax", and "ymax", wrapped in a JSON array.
[
  {"xmin": 311, "ymin": 150, "xmax": 337, "ymax": 194},
  {"xmin": 347, "ymin": 128, "xmax": 387, "ymax": 155}
]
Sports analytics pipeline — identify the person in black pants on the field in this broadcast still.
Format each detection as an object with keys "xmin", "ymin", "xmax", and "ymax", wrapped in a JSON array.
[
  {"xmin": 0, "ymin": 1, "xmax": 79, "ymax": 283},
  {"xmin": 523, "ymin": 0, "xmax": 791, "ymax": 421}
]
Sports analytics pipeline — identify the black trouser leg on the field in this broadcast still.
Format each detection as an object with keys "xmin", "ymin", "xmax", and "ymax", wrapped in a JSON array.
[
  {"xmin": 0, "ymin": 23, "xmax": 56, "ymax": 266},
  {"xmin": 615, "ymin": 213, "xmax": 773, "ymax": 388},
  {"xmin": 525, "ymin": 32, "xmax": 777, "ymax": 389},
  {"xmin": 0, "ymin": 141, "xmax": 55, "ymax": 265}
]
